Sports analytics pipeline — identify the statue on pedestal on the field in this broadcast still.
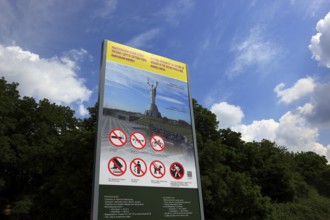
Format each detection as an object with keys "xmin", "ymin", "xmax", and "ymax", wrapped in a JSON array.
[{"xmin": 145, "ymin": 78, "xmax": 161, "ymax": 118}]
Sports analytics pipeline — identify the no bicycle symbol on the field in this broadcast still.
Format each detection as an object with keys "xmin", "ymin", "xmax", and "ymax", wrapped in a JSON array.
[
  {"xmin": 130, "ymin": 132, "xmax": 146, "ymax": 150},
  {"xmin": 170, "ymin": 162, "xmax": 184, "ymax": 180},
  {"xmin": 130, "ymin": 158, "xmax": 147, "ymax": 177},
  {"xmin": 150, "ymin": 135, "xmax": 166, "ymax": 152},
  {"xmin": 150, "ymin": 160, "xmax": 165, "ymax": 179},
  {"xmin": 108, "ymin": 128, "xmax": 127, "ymax": 147},
  {"xmin": 108, "ymin": 156, "xmax": 127, "ymax": 176}
]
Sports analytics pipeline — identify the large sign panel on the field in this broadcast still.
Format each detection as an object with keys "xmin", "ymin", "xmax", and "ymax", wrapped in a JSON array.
[{"xmin": 92, "ymin": 40, "xmax": 204, "ymax": 219}]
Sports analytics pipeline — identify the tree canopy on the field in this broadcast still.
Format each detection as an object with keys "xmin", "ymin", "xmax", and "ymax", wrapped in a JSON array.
[{"xmin": 1, "ymin": 77, "xmax": 330, "ymax": 219}]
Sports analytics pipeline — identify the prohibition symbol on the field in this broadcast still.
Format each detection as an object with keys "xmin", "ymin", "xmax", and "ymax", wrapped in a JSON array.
[
  {"xmin": 130, "ymin": 132, "xmax": 146, "ymax": 150},
  {"xmin": 170, "ymin": 162, "xmax": 184, "ymax": 180},
  {"xmin": 150, "ymin": 135, "xmax": 166, "ymax": 152},
  {"xmin": 108, "ymin": 128, "xmax": 127, "ymax": 147},
  {"xmin": 130, "ymin": 158, "xmax": 147, "ymax": 177},
  {"xmin": 150, "ymin": 160, "xmax": 165, "ymax": 179},
  {"xmin": 108, "ymin": 156, "xmax": 127, "ymax": 176}
]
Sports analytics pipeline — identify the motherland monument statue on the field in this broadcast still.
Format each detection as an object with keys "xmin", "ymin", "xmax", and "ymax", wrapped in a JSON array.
[{"xmin": 144, "ymin": 78, "xmax": 162, "ymax": 118}]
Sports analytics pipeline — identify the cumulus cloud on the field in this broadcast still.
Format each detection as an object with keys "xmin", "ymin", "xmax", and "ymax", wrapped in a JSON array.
[
  {"xmin": 309, "ymin": 11, "xmax": 330, "ymax": 68},
  {"xmin": 0, "ymin": 44, "xmax": 92, "ymax": 116},
  {"xmin": 228, "ymin": 27, "xmax": 282, "ymax": 77},
  {"xmin": 126, "ymin": 28, "xmax": 161, "ymax": 49},
  {"xmin": 210, "ymin": 102, "xmax": 244, "ymax": 128},
  {"xmin": 210, "ymin": 100, "xmax": 329, "ymax": 160},
  {"xmin": 274, "ymin": 76, "xmax": 315, "ymax": 104},
  {"xmin": 233, "ymin": 119, "xmax": 279, "ymax": 142}
]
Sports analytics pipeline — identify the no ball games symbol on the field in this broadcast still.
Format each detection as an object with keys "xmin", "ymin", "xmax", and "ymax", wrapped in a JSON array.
[
  {"xmin": 170, "ymin": 162, "xmax": 184, "ymax": 180},
  {"xmin": 130, "ymin": 158, "xmax": 147, "ymax": 177},
  {"xmin": 108, "ymin": 156, "xmax": 127, "ymax": 176},
  {"xmin": 150, "ymin": 160, "xmax": 165, "ymax": 179},
  {"xmin": 108, "ymin": 128, "xmax": 127, "ymax": 147},
  {"xmin": 130, "ymin": 132, "xmax": 146, "ymax": 150},
  {"xmin": 150, "ymin": 135, "xmax": 166, "ymax": 152}
]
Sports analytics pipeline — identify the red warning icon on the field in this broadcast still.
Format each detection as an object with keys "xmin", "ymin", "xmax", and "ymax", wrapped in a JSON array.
[
  {"xmin": 150, "ymin": 135, "xmax": 166, "ymax": 152},
  {"xmin": 150, "ymin": 160, "xmax": 165, "ymax": 179},
  {"xmin": 130, "ymin": 158, "xmax": 147, "ymax": 177},
  {"xmin": 170, "ymin": 162, "xmax": 184, "ymax": 180},
  {"xmin": 130, "ymin": 132, "xmax": 146, "ymax": 150},
  {"xmin": 108, "ymin": 156, "xmax": 127, "ymax": 176},
  {"xmin": 108, "ymin": 128, "xmax": 127, "ymax": 147}
]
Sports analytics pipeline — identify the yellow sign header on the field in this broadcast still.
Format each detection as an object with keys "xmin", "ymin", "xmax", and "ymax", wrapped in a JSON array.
[{"xmin": 106, "ymin": 40, "xmax": 187, "ymax": 82}]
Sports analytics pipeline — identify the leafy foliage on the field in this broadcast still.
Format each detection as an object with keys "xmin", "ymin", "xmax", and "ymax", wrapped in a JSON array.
[{"xmin": 0, "ymin": 79, "xmax": 330, "ymax": 219}]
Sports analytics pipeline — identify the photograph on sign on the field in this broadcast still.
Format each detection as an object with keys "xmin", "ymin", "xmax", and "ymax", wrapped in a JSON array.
[{"xmin": 98, "ymin": 60, "xmax": 198, "ymax": 188}]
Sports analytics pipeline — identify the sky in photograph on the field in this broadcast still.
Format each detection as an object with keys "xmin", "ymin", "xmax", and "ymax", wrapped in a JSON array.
[{"xmin": 1, "ymin": 0, "xmax": 330, "ymax": 160}]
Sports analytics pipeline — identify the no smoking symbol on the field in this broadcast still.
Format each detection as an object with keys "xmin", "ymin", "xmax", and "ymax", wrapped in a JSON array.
[
  {"xmin": 108, "ymin": 156, "xmax": 127, "ymax": 176},
  {"xmin": 130, "ymin": 132, "xmax": 146, "ymax": 150},
  {"xmin": 150, "ymin": 160, "xmax": 165, "ymax": 179},
  {"xmin": 150, "ymin": 135, "xmax": 166, "ymax": 152},
  {"xmin": 130, "ymin": 158, "xmax": 147, "ymax": 177},
  {"xmin": 170, "ymin": 162, "xmax": 184, "ymax": 180},
  {"xmin": 108, "ymin": 128, "xmax": 127, "ymax": 147}
]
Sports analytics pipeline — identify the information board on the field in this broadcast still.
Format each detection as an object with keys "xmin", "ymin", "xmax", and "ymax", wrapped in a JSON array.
[{"xmin": 92, "ymin": 40, "xmax": 204, "ymax": 219}]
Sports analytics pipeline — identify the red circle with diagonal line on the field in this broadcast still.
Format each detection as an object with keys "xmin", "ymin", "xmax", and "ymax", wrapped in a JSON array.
[
  {"xmin": 130, "ymin": 158, "xmax": 147, "ymax": 177},
  {"xmin": 150, "ymin": 135, "xmax": 166, "ymax": 152},
  {"xmin": 108, "ymin": 156, "xmax": 127, "ymax": 176},
  {"xmin": 150, "ymin": 160, "xmax": 166, "ymax": 179},
  {"xmin": 170, "ymin": 162, "xmax": 184, "ymax": 180},
  {"xmin": 130, "ymin": 132, "xmax": 146, "ymax": 150},
  {"xmin": 108, "ymin": 128, "xmax": 127, "ymax": 147}
]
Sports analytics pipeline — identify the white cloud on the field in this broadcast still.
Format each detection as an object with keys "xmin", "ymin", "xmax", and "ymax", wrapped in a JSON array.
[
  {"xmin": 309, "ymin": 11, "xmax": 330, "ymax": 68},
  {"xmin": 0, "ymin": 44, "xmax": 92, "ymax": 116},
  {"xmin": 228, "ymin": 27, "xmax": 282, "ymax": 77},
  {"xmin": 158, "ymin": 0, "xmax": 195, "ymax": 25},
  {"xmin": 79, "ymin": 104, "xmax": 90, "ymax": 117},
  {"xmin": 274, "ymin": 76, "xmax": 315, "ymax": 104},
  {"xmin": 233, "ymin": 119, "xmax": 279, "ymax": 142},
  {"xmin": 126, "ymin": 28, "xmax": 161, "ymax": 49},
  {"xmin": 210, "ymin": 102, "xmax": 244, "ymax": 128},
  {"xmin": 210, "ymin": 100, "xmax": 329, "ymax": 160}
]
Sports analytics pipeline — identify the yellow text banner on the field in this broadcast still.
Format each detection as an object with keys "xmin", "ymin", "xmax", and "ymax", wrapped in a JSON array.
[{"xmin": 106, "ymin": 40, "xmax": 187, "ymax": 82}]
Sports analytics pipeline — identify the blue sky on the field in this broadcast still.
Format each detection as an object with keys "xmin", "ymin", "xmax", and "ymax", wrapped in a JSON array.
[{"xmin": 1, "ymin": 0, "xmax": 330, "ymax": 160}]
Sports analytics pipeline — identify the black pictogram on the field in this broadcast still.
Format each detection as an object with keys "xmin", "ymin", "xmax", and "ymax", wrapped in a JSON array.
[
  {"xmin": 170, "ymin": 162, "xmax": 184, "ymax": 180},
  {"xmin": 130, "ymin": 158, "xmax": 147, "ymax": 177},
  {"xmin": 150, "ymin": 134, "xmax": 166, "ymax": 152},
  {"xmin": 130, "ymin": 132, "xmax": 146, "ymax": 150},
  {"xmin": 108, "ymin": 156, "xmax": 127, "ymax": 176},
  {"xmin": 108, "ymin": 128, "xmax": 127, "ymax": 147},
  {"xmin": 150, "ymin": 160, "xmax": 166, "ymax": 178}
]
